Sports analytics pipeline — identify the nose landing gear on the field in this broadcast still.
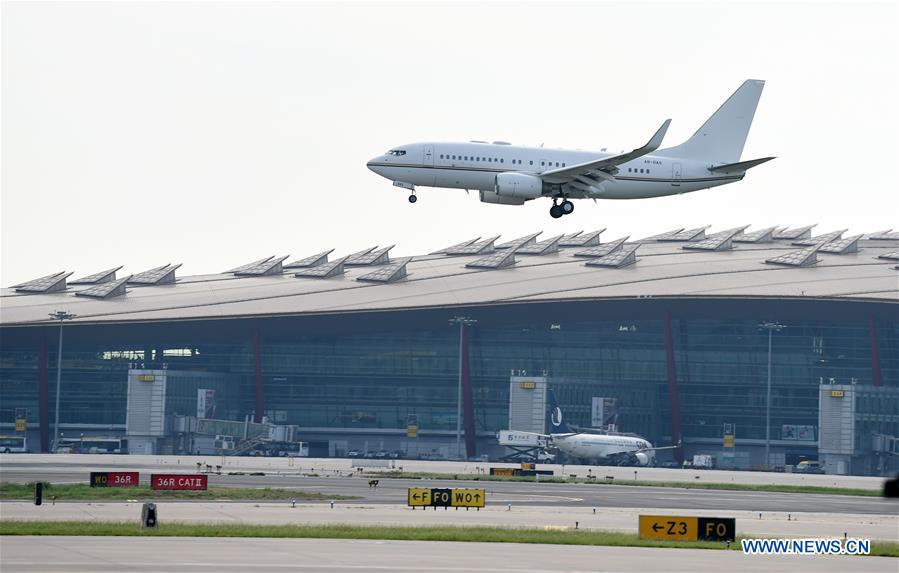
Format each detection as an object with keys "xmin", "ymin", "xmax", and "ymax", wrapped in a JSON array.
[
  {"xmin": 549, "ymin": 198, "xmax": 574, "ymax": 218},
  {"xmin": 408, "ymin": 193, "xmax": 417, "ymax": 204}
]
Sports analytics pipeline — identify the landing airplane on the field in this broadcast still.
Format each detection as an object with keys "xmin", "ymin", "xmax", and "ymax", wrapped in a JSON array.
[
  {"xmin": 367, "ymin": 79, "xmax": 773, "ymax": 219},
  {"xmin": 515, "ymin": 391, "xmax": 678, "ymax": 466}
]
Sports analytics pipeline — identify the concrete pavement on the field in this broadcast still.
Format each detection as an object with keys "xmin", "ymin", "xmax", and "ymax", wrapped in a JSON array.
[{"xmin": 1, "ymin": 536, "xmax": 896, "ymax": 573}]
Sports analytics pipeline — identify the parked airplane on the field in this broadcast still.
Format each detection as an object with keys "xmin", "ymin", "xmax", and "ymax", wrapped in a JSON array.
[
  {"xmin": 523, "ymin": 391, "xmax": 676, "ymax": 466},
  {"xmin": 367, "ymin": 80, "xmax": 773, "ymax": 218}
]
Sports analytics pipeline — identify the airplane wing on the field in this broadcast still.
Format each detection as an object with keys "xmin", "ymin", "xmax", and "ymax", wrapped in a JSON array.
[{"xmin": 539, "ymin": 119, "xmax": 671, "ymax": 184}]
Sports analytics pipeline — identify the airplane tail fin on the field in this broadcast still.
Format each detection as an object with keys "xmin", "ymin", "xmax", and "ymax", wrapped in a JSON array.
[
  {"xmin": 656, "ymin": 79, "xmax": 765, "ymax": 164},
  {"xmin": 546, "ymin": 389, "xmax": 572, "ymax": 434}
]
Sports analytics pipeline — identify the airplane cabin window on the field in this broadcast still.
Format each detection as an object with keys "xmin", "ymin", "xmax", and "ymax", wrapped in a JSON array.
[{"xmin": 529, "ymin": 160, "xmax": 533, "ymax": 165}]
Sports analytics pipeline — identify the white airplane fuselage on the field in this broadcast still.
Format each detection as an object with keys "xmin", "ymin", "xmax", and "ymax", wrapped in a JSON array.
[
  {"xmin": 551, "ymin": 432, "xmax": 655, "ymax": 465},
  {"xmin": 367, "ymin": 142, "xmax": 739, "ymax": 200}
]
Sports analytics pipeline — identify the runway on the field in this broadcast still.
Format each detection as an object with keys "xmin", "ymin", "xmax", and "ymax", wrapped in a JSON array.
[{"xmin": 2, "ymin": 536, "xmax": 896, "ymax": 573}]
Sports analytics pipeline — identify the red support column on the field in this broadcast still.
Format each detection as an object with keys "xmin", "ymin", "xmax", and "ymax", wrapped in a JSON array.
[
  {"xmin": 663, "ymin": 312, "xmax": 683, "ymax": 462},
  {"xmin": 38, "ymin": 337, "xmax": 49, "ymax": 453},
  {"xmin": 253, "ymin": 332, "xmax": 264, "ymax": 422},
  {"xmin": 461, "ymin": 325, "xmax": 477, "ymax": 458},
  {"xmin": 869, "ymin": 314, "xmax": 883, "ymax": 387}
]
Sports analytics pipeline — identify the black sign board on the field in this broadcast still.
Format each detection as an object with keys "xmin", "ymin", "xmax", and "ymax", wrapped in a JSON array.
[{"xmin": 698, "ymin": 517, "xmax": 736, "ymax": 542}]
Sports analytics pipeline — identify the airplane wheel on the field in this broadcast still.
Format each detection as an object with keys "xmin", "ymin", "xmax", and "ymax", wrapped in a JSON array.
[
  {"xmin": 561, "ymin": 200, "xmax": 574, "ymax": 214},
  {"xmin": 549, "ymin": 205, "xmax": 563, "ymax": 219},
  {"xmin": 408, "ymin": 194, "xmax": 417, "ymax": 204}
]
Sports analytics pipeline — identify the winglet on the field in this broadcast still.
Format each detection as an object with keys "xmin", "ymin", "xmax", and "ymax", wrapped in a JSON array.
[{"xmin": 643, "ymin": 119, "xmax": 671, "ymax": 153}]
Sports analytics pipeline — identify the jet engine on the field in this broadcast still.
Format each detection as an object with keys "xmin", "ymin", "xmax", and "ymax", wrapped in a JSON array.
[
  {"xmin": 633, "ymin": 452, "xmax": 651, "ymax": 466},
  {"xmin": 479, "ymin": 190, "xmax": 527, "ymax": 205},
  {"xmin": 494, "ymin": 172, "xmax": 544, "ymax": 199}
]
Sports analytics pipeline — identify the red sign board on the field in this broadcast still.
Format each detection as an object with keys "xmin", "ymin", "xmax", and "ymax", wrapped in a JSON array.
[
  {"xmin": 150, "ymin": 474, "xmax": 208, "ymax": 491},
  {"xmin": 90, "ymin": 471, "xmax": 139, "ymax": 487}
]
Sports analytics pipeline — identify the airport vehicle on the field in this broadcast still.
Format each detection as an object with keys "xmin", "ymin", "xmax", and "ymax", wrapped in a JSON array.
[
  {"xmin": 692, "ymin": 454, "xmax": 716, "ymax": 469},
  {"xmin": 0, "ymin": 435, "xmax": 27, "ymax": 453},
  {"xmin": 794, "ymin": 460, "xmax": 825, "ymax": 474},
  {"xmin": 368, "ymin": 80, "xmax": 773, "ymax": 218},
  {"xmin": 54, "ymin": 436, "xmax": 128, "ymax": 454}
]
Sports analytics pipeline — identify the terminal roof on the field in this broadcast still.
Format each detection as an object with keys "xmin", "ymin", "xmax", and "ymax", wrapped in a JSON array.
[{"xmin": 3, "ymin": 225, "xmax": 897, "ymax": 326}]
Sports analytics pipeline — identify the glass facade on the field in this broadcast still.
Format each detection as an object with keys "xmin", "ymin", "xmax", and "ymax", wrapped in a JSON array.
[{"xmin": 1, "ymin": 299, "xmax": 897, "ymax": 457}]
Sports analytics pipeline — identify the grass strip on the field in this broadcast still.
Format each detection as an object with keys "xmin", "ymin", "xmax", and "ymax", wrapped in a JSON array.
[
  {"xmin": 371, "ymin": 472, "xmax": 881, "ymax": 497},
  {"xmin": 0, "ymin": 482, "xmax": 358, "ymax": 502},
  {"xmin": 1, "ymin": 521, "xmax": 896, "ymax": 557}
]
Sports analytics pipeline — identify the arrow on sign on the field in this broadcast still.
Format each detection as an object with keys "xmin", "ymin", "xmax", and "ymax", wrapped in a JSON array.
[
  {"xmin": 652, "ymin": 523, "xmax": 663, "ymax": 532},
  {"xmin": 412, "ymin": 493, "xmax": 421, "ymax": 501}
]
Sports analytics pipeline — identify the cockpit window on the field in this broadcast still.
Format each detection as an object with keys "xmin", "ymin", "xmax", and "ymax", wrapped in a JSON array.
[{"xmin": 387, "ymin": 150, "xmax": 407, "ymax": 156}]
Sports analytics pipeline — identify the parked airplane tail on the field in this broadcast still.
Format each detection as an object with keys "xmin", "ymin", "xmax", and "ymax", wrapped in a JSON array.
[
  {"xmin": 546, "ymin": 389, "xmax": 573, "ymax": 434},
  {"xmin": 656, "ymin": 79, "xmax": 765, "ymax": 164}
]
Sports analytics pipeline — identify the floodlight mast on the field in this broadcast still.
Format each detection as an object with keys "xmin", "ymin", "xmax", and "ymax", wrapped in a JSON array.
[
  {"xmin": 448, "ymin": 316, "xmax": 477, "ymax": 460},
  {"xmin": 758, "ymin": 321, "xmax": 785, "ymax": 470},
  {"xmin": 49, "ymin": 311, "xmax": 76, "ymax": 452}
]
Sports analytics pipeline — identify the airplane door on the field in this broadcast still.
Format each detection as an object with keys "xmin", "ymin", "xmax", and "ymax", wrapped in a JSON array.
[
  {"xmin": 423, "ymin": 145, "xmax": 434, "ymax": 166},
  {"xmin": 672, "ymin": 163, "xmax": 682, "ymax": 186}
]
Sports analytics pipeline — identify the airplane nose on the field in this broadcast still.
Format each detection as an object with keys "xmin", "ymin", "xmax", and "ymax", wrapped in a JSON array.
[{"xmin": 366, "ymin": 157, "xmax": 379, "ymax": 171}]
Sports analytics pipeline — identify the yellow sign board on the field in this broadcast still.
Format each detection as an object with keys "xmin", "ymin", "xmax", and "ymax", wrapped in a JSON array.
[
  {"xmin": 452, "ymin": 488, "xmax": 486, "ymax": 508},
  {"xmin": 407, "ymin": 488, "xmax": 432, "ymax": 506},
  {"xmin": 137, "ymin": 374, "xmax": 155, "ymax": 382},
  {"xmin": 15, "ymin": 418, "xmax": 26, "ymax": 432},
  {"xmin": 639, "ymin": 515, "xmax": 735, "ymax": 542},
  {"xmin": 406, "ymin": 424, "xmax": 418, "ymax": 438},
  {"xmin": 723, "ymin": 435, "xmax": 734, "ymax": 448},
  {"xmin": 407, "ymin": 487, "xmax": 486, "ymax": 508},
  {"xmin": 831, "ymin": 390, "xmax": 844, "ymax": 398},
  {"xmin": 519, "ymin": 382, "xmax": 536, "ymax": 389},
  {"xmin": 639, "ymin": 515, "xmax": 698, "ymax": 541}
]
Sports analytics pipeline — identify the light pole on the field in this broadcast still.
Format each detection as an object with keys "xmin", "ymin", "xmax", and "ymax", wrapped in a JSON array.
[
  {"xmin": 49, "ymin": 311, "xmax": 76, "ymax": 452},
  {"xmin": 758, "ymin": 321, "xmax": 785, "ymax": 470},
  {"xmin": 449, "ymin": 316, "xmax": 477, "ymax": 460}
]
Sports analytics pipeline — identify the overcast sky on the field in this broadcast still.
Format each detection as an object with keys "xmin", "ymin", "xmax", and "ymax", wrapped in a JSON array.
[{"xmin": 2, "ymin": 1, "xmax": 897, "ymax": 286}]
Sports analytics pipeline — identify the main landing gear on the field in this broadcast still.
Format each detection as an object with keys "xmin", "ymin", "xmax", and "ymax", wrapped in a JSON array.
[{"xmin": 549, "ymin": 198, "xmax": 574, "ymax": 219}]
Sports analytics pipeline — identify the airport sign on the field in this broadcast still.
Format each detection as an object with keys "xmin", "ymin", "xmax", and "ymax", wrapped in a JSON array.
[
  {"xmin": 639, "ymin": 515, "xmax": 735, "ymax": 542},
  {"xmin": 452, "ymin": 488, "xmax": 485, "ymax": 507},
  {"xmin": 408, "ymin": 487, "xmax": 486, "ymax": 508},
  {"xmin": 150, "ymin": 474, "xmax": 208, "ymax": 490},
  {"xmin": 90, "ymin": 471, "xmax": 139, "ymax": 487},
  {"xmin": 407, "ymin": 487, "xmax": 432, "ymax": 506}
]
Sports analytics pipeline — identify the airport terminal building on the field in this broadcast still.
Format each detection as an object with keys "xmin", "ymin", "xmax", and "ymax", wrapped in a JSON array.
[{"xmin": 2, "ymin": 225, "xmax": 898, "ymax": 475}]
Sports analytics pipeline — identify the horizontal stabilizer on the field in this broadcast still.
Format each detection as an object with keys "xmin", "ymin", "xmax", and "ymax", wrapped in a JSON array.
[{"xmin": 709, "ymin": 156, "xmax": 775, "ymax": 174}]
